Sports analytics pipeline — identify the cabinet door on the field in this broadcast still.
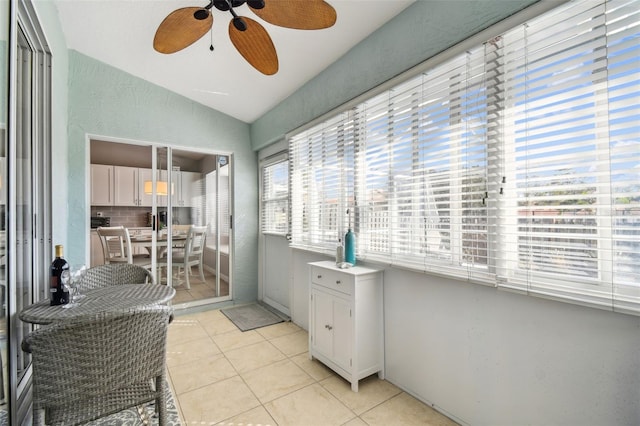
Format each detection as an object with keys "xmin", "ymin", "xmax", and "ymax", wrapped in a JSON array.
[
  {"xmin": 114, "ymin": 166, "xmax": 138, "ymax": 206},
  {"xmin": 90, "ymin": 164, "xmax": 114, "ymax": 205},
  {"xmin": 311, "ymin": 288, "xmax": 352, "ymax": 370},
  {"xmin": 332, "ymin": 296, "xmax": 352, "ymax": 371},
  {"xmin": 138, "ymin": 168, "xmax": 154, "ymax": 207},
  {"xmin": 311, "ymin": 289, "xmax": 334, "ymax": 359},
  {"xmin": 157, "ymin": 170, "xmax": 169, "ymax": 207},
  {"xmin": 171, "ymin": 170, "xmax": 181, "ymax": 206},
  {"xmin": 180, "ymin": 171, "xmax": 200, "ymax": 207}
]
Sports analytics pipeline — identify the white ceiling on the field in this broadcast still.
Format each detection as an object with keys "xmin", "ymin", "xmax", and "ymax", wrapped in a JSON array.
[{"xmin": 54, "ymin": 0, "xmax": 414, "ymax": 123}]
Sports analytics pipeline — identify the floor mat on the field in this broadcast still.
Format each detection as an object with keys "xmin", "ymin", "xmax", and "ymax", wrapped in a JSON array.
[{"xmin": 221, "ymin": 303, "xmax": 285, "ymax": 332}]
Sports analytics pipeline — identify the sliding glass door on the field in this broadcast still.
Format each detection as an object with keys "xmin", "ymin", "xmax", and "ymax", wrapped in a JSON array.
[
  {"xmin": 159, "ymin": 147, "xmax": 232, "ymax": 305},
  {"xmin": 89, "ymin": 141, "xmax": 232, "ymax": 306},
  {"xmin": 9, "ymin": 1, "xmax": 53, "ymax": 422}
]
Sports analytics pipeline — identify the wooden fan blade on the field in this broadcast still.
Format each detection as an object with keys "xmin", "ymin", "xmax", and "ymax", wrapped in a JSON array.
[
  {"xmin": 154, "ymin": 7, "xmax": 213, "ymax": 54},
  {"xmin": 229, "ymin": 17, "xmax": 279, "ymax": 75},
  {"xmin": 249, "ymin": 0, "xmax": 337, "ymax": 30}
]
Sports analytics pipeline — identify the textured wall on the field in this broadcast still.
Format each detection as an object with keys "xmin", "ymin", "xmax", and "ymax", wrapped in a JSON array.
[
  {"xmin": 67, "ymin": 51, "xmax": 258, "ymax": 302},
  {"xmin": 250, "ymin": 0, "xmax": 542, "ymax": 150}
]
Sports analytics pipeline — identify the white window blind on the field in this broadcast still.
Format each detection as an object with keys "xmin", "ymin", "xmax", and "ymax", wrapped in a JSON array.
[
  {"xmin": 288, "ymin": 0, "xmax": 639, "ymax": 314},
  {"xmin": 204, "ymin": 159, "xmax": 230, "ymax": 246},
  {"xmin": 494, "ymin": 0, "xmax": 640, "ymax": 312},
  {"xmin": 356, "ymin": 50, "xmax": 493, "ymax": 282},
  {"xmin": 290, "ymin": 112, "xmax": 356, "ymax": 252},
  {"xmin": 261, "ymin": 158, "xmax": 289, "ymax": 235}
]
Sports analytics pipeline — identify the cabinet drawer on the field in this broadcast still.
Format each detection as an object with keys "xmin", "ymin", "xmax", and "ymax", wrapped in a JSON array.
[{"xmin": 311, "ymin": 266, "xmax": 354, "ymax": 296}]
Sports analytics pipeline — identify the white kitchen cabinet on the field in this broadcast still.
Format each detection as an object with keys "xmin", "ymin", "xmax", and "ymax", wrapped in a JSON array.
[
  {"xmin": 309, "ymin": 261, "xmax": 384, "ymax": 392},
  {"xmin": 171, "ymin": 170, "xmax": 200, "ymax": 207},
  {"xmin": 114, "ymin": 166, "xmax": 155, "ymax": 207},
  {"xmin": 137, "ymin": 168, "xmax": 155, "ymax": 207},
  {"xmin": 90, "ymin": 164, "xmax": 114, "ymax": 205},
  {"xmin": 114, "ymin": 166, "xmax": 138, "ymax": 206}
]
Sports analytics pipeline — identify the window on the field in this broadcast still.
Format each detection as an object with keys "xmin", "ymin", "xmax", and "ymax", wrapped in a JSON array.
[
  {"xmin": 261, "ymin": 155, "xmax": 289, "ymax": 235},
  {"xmin": 289, "ymin": 0, "xmax": 640, "ymax": 313},
  {"xmin": 494, "ymin": 0, "xmax": 640, "ymax": 310},
  {"xmin": 290, "ymin": 112, "xmax": 356, "ymax": 246}
]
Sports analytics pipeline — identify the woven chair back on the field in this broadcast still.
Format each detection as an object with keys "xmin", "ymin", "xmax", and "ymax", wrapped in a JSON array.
[
  {"xmin": 24, "ymin": 305, "xmax": 172, "ymax": 424},
  {"xmin": 80, "ymin": 263, "xmax": 154, "ymax": 291}
]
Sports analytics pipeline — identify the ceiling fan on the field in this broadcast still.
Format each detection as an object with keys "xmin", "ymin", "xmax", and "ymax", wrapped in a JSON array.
[{"xmin": 153, "ymin": 0, "xmax": 337, "ymax": 75}]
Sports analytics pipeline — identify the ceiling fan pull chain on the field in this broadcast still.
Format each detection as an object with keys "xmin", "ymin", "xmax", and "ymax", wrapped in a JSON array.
[{"xmin": 210, "ymin": 26, "xmax": 215, "ymax": 51}]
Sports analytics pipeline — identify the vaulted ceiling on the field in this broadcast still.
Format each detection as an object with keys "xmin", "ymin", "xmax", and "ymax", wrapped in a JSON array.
[{"xmin": 54, "ymin": 0, "xmax": 414, "ymax": 123}]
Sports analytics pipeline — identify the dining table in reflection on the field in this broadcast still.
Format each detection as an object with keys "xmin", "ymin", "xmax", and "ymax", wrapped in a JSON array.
[
  {"xmin": 19, "ymin": 284, "xmax": 175, "ymax": 325},
  {"xmin": 130, "ymin": 232, "xmax": 188, "ymax": 257}
]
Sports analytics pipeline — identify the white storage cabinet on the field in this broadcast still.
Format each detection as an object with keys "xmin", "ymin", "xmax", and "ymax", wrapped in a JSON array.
[{"xmin": 308, "ymin": 261, "xmax": 384, "ymax": 391}]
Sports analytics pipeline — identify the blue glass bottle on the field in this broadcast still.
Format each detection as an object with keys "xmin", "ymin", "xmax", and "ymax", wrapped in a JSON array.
[{"xmin": 344, "ymin": 228, "xmax": 356, "ymax": 265}]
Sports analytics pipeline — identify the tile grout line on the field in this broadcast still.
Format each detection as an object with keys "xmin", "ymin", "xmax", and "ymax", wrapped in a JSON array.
[{"xmin": 169, "ymin": 313, "xmax": 408, "ymax": 426}]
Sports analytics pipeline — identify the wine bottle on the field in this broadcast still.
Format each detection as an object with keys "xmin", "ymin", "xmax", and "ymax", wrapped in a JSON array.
[{"xmin": 50, "ymin": 244, "xmax": 70, "ymax": 306}]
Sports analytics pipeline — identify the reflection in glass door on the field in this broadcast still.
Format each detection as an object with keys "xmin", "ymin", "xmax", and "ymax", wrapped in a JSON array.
[
  {"xmin": 149, "ymin": 147, "xmax": 232, "ymax": 306},
  {"xmin": 89, "ymin": 140, "xmax": 232, "ymax": 305},
  {"xmin": 10, "ymin": 3, "xmax": 53, "ymax": 422}
]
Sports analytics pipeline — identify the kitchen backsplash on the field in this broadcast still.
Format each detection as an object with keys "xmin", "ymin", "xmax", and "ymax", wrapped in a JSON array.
[
  {"xmin": 90, "ymin": 206, "xmax": 193, "ymax": 228},
  {"xmin": 91, "ymin": 206, "xmax": 149, "ymax": 228}
]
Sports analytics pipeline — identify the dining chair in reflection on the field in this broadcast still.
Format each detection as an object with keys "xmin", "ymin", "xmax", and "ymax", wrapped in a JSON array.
[
  {"xmin": 158, "ymin": 225, "xmax": 207, "ymax": 289},
  {"xmin": 96, "ymin": 226, "xmax": 151, "ymax": 269},
  {"xmin": 170, "ymin": 224, "xmax": 191, "ymax": 249}
]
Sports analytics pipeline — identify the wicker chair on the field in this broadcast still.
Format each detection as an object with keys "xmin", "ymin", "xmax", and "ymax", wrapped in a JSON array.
[
  {"xmin": 22, "ymin": 305, "xmax": 173, "ymax": 426},
  {"xmin": 78, "ymin": 263, "xmax": 154, "ymax": 292}
]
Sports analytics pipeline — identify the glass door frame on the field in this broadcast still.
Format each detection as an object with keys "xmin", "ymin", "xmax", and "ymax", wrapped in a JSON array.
[
  {"xmin": 86, "ymin": 137, "xmax": 234, "ymax": 306},
  {"xmin": 7, "ymin": 0, "xmax": 54, "ymax": 422}
]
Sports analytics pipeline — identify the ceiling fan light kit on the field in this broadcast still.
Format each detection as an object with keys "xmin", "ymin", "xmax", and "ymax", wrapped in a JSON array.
[{"xmin": 153, "ymin": 0, "xmax": 337, "ymax": 75}]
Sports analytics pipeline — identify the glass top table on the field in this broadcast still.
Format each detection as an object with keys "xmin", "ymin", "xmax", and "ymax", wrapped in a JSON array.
[{"xmin": 19, "ymin": 284, "xmax": 175, "ymax": 325}]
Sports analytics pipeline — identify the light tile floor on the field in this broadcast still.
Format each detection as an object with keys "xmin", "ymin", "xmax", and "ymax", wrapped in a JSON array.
[
  {"xmin": 167, "ymin": 309, "xmax": 459, "ymax": 426},
  {"xmin": 171, "ymin": 269, "xmax": 229, "ymax": 305}
]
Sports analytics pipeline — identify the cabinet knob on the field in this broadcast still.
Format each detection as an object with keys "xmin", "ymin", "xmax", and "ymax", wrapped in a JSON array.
[
  {"xmin": 335, "ymin": 280, "xmax": 341, "ymax": 284},
  {"xmin": 325, "ymin": 324, "xmax": 333, "ymax": 330},
  {"xmin": 317, "ymin": 275, "xmax": 322, "ymax": 279}
]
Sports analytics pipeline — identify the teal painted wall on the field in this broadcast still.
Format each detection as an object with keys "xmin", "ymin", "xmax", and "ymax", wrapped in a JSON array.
[
  {"xmin": 250, "ymin": 0, "xmax": 541, "ymax": 150},
  {"xmin": 67, "ymin": 51, "xmax": 258, "ymax": 302}
]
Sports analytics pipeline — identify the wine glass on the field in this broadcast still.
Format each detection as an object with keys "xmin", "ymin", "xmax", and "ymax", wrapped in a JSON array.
[
  {"xmin": 60, "ymin": 267, "xmax": 73, "ymax": 308},
  {"xmin": 66, "ymin": 264, "xmax": 88, "ymax": 306}
]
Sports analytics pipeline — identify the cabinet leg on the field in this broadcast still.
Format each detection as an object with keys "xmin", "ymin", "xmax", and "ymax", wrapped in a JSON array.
[
  {"xmin": 351, "ymin": 381, "xmax": 359, "ymax": 392},
  {"xmin": 378, "ymin": 370, "xmax": 385, "ymax": 380}
]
